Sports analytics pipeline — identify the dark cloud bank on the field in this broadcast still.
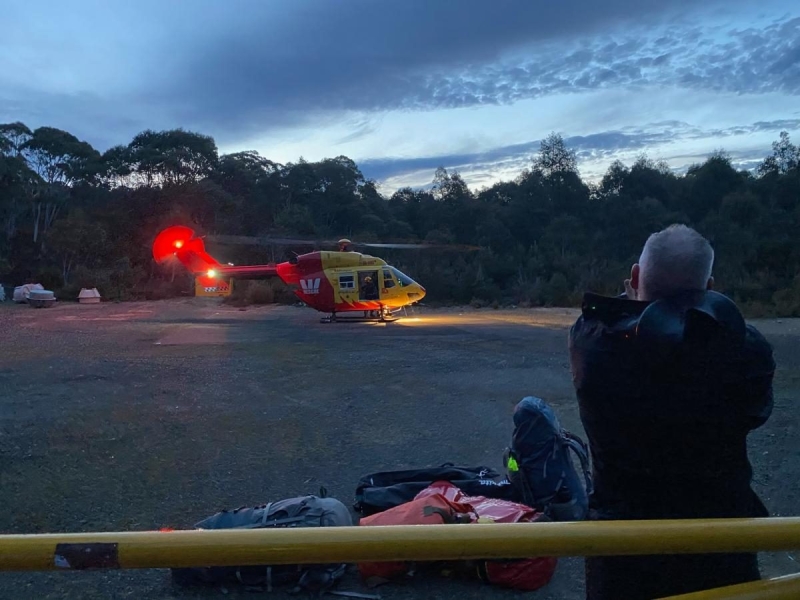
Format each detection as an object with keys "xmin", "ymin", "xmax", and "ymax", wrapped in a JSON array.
[
  {"xmin": 1, "ymin": 0, "xmax": 798, "ymax": 185},
  {"xmin": 156, "ymin": 1, "xmax": 799, "ymax": 142}
]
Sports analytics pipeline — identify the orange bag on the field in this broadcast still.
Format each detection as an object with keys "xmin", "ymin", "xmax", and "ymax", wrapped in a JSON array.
[
  {"xmin": 357, "ymin": 491, "xmax": 475, "ymax": 584},
  {"xmin": 358, "ymin": 481, "xmax": 557, "ymax": 591}
]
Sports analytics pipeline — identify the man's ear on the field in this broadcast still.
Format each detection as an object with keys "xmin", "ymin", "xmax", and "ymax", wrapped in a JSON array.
[{"xmin": 707, "ymin": 276, "xmax": 714, "ymax": 290}]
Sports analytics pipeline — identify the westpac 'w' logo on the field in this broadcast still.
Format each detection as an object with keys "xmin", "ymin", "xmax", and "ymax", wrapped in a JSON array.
[{"xmin": 300, "ymin": 278, "xmax": 321, "ymax": 295}]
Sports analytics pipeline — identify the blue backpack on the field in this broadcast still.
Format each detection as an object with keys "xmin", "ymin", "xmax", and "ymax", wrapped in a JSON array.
[{"xmin": 503, "ymin": 396, "xmax": 593, "ymax": 521}]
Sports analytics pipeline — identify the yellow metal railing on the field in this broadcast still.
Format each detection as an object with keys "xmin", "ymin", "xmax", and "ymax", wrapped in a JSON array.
[
  {"xmin": 659, "ymin": 574, "xmax": 800, "ymax": 600},
  {"xmin": 1, "ymin": 518, "xmax": 799, "ymax": 570},
  {"xmin": 1, "ymin": 518, "xmax": 798, "ymax": 599}
]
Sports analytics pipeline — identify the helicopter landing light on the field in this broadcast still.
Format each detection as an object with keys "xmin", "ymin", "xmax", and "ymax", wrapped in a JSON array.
[{"xmin": 207, "ymin": 269, "xmax": 217, "ymax": 278}]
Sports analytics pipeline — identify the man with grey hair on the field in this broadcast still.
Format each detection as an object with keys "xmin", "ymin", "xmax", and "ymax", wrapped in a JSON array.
[
  {"xmin": 569, "ymin": 224, "xmax": 775, "ymax": 600},
  {"xmin": 625, "ymin": 224, "xmax": 715, "ymax": 301}
]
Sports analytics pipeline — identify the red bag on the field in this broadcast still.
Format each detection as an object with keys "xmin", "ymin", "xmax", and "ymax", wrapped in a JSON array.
[
  {"xmin": 417, "ymin": 481, "xmax": 558, "ymax": 591},
  {"xmin": 478, "ymin": 557, "xmax": 558, "ymax": 591},
  {"xmin": 358, "ymin": 481, "xmax": 557, "ymax": 591},
  {"xmin": 357, "ymin": 491, "xmax": 475, "ymax": 584},
  {"xmin": 416, "ymin": 481, "xmax": 540, "ymax": 523}
]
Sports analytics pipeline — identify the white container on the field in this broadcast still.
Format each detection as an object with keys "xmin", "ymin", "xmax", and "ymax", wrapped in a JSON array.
[
  {"xmin": 14, "ymin": 283, "xmax": 44, "ymax": 303},
  {"xmin": 78, "ymin": 288, "xmax": 102, "ymax": 303},
  {"xmin": 28, "ymin": 289, "xmax": 56, "ymax": 308}
]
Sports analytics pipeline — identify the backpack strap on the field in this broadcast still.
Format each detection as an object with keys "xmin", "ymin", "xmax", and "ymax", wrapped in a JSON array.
[
  {"xmin": 291, "ymin": 563, "xmax": 349, "ymax": 597},
  {"xmin": 506, "ymin": 448, "xmax": 552, "ymax": 510},
  {"xmin": 327, "ymin": 591, "xmax": 382, "ymax": 599},
  {"xmin": 562, "ymin": 431, "xmax": 593, "ymax": 496},
  {"xmin": 231, "ymin": 502, "xmax": 307, "ymax": 529},
  {"xmin": 234, "ymin": 565, "xmax": 274, "ymax": 589},
  {"xmin": 234, "ymin": 517, "xmax": 307, "ymax": 528}
]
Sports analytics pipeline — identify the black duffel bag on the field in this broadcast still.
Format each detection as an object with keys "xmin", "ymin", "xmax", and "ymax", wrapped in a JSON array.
[{"xmin": 353, "ymin": 463, "xmax": 513, "ymax": 516}]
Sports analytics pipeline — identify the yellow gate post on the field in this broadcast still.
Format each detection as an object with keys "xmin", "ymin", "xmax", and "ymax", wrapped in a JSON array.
[{"xmin": 0, "ymin": 518, "xmax": 799, "ymax": 572}]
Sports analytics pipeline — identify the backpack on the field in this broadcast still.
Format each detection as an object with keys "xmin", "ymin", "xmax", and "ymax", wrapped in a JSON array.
[
  {"xmin": 358, "ymin": 481, "xmax": 557, "ymax": 592},
  {"xmin": 170, "ymin": 494, "xmax": 354, "ymax": 596},
  {"xmin": 503, "ymin": 396, "xmax": 593, "ymax": 521},
  {"xmin": 353, "ymin": 464, "xmax": 513, "ymax": 516}
]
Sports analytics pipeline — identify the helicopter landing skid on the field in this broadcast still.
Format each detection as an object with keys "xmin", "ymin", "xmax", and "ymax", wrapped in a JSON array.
[{"xmin": 320, "ymin": 309, "xmax": 398, "ymax": 324}]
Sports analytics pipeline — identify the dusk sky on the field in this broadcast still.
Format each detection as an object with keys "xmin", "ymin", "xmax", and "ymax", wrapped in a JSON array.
[{"xmin": 2, "ymin": 0, "xmax": 798, "ymax": 193}]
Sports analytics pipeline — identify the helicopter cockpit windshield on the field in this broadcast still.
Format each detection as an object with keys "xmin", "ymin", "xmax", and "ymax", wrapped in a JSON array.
[{"xmin": 390, "ymin": 267, "xmax": 416, "ymax": 287}]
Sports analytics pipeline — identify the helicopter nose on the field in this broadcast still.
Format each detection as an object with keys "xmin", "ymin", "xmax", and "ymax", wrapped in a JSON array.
[
  {"xmin": 408, "ymin": 284, "xmax": 426, "ymax": 302},
  {"xmin": 406, "ymin": 281, "xmax": 425, "ymax": 304}
]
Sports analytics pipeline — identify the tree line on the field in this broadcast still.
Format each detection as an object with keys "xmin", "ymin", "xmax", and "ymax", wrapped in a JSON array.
[{"xmin": 1, "ymin": 122, "xmax": 799, "ymax": 316}]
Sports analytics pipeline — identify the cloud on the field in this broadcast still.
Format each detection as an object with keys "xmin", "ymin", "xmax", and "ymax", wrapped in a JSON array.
[
  {"xmin": 335, "ymin": 119, "xmax": 380, "ymax": 145},
  {"xmin": 153, "ymin": 3, "xmax": 798, "ymax": 145},
  {"xmin": 1, "ymin": 0, "xmax": 797, "ymax": 193},
  {"xmin": 4, "ymin": 0, "xmax": 783, "ymax": 148},
  {"xmin": 418, "ymin": 16, "xmax": 800, "ymax": 112},
  {"xmin": 361, "ymin": 118, "xmax": 800, "ymax": 191},
  {"xmin": 0, "ymin": 85, "xmax": 148, "ymax": 151}
]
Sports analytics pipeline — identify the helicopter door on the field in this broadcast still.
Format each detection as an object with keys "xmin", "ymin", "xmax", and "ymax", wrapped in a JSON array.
[
  {"xmin": 337, "ymin": 273, "xmax": 356, "ymax": 304},
  {"xmin": 382, "ymin": 269, "xmax": 396, "ymax": 292},
  {"xmin": 358, "ymin": 270, "xmax": 379, "ymax": 301}
]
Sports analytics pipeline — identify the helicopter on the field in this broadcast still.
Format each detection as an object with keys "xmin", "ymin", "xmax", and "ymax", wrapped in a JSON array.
[{"xmin": 152, "ymin": 225, "xmax": 441, "ymax": 322}]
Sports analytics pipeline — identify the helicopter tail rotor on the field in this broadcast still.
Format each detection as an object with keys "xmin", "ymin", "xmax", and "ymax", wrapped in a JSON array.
[
  {"xmin": 153, "ymin": 227, "xmax": 280, "ymax": 279},
  {"xmin": 153, "ymin": 226, "xmax": 221, "ymax": 274}
]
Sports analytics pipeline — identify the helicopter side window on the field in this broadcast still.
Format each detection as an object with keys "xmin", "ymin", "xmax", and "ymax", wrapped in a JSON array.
[
  {"xmin": 339, "ymin": 274, "xmax": 355, "ymax": 291},
  {"xmin": 390, "ymin": 267, "xmax": 415, "ymax": 287},
  {"xmin": 382, "ymin": 269, "xmax": 395, "ymax": 289}
]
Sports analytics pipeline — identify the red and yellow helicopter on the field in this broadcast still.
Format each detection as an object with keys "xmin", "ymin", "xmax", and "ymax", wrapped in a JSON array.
[{"xmin": 152, "ymin": 226, "xmax": 435, "ymax": 322}]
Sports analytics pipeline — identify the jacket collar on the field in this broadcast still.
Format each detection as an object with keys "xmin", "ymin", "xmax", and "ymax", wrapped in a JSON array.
[
  {"xmin": 581, "ymin": 290, "xmax": 747, "ymax": 347},
  {"xmin": 580, "ymin": 292, "xmax": 649, "ymax": 325}
]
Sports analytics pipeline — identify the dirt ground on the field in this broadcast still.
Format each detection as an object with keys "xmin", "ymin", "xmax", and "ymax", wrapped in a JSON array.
[{"xmin": 0, "ymin": 299, "xmax": 798, "ymax": 600}]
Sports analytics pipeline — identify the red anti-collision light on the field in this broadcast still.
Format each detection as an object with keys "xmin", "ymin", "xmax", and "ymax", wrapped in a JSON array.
[{"xmin": 153, "ymin": 226, "xmax": 197, "ymax": 264}]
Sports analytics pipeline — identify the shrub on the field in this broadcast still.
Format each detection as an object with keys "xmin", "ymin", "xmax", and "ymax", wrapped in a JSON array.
[
  {"xmin": 542, "ymin": 272, "xmax": 570, "ymax": 306},
  {"xmin": 470, "ymin": 297, "xmax": 486, "ymax": 308},
  {"xmin": 246, "ymin": 281, "xmax": 274, "ymax": 305},
  {"xmin": 269, "ymin": 279, "xmax": 297, "ymax": 304},
  {"xmin": 36, "ymin": 266, "xmax": 64, "ymax": 291},
  {"xmin": 223, "ymin": 280, "xmax": 281, "ymax": 306},
  {"xmin": 143, "ymin": 279, "xmax": 187, "ymax": 301}
]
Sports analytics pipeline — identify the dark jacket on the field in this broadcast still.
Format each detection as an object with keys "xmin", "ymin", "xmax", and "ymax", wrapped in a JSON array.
[{"xmin": 568, "ymin": 290, "xmax": 775, "ymax": 599}]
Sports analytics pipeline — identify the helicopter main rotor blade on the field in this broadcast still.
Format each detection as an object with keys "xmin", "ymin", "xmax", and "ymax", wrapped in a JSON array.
[
  {"xmin": 206, "ymin": 234, "xmax": 317, "ymax": 246},
  {"xmin": 206, "ymin": 234, "xmax": 481, "ymax": 251},
  {"xmin": 357, "ymin": 242, "xmax": 435, "ymax": 249},
  {"xmin": 356, "ymin": 242, "xmax": 481, "ymax": 251}
]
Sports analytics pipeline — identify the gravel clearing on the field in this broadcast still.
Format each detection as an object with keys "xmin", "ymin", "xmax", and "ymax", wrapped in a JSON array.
[{"xmin": 1, "ymin": 299, "xmax": 798, "ymax": 599}]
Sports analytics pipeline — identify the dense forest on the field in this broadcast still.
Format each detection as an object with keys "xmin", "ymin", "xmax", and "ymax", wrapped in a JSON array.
[{"xmin": 1, "ymin": 122, "xmax": 799, "ymax": 316}]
